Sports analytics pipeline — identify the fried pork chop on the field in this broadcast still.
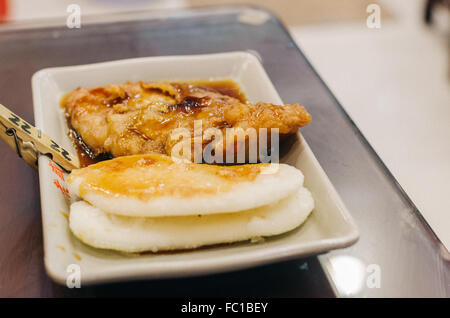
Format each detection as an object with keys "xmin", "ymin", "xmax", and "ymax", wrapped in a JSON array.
[{"xmin": 62, "ymin": 81, "xmax": 311, "ymax": 163}]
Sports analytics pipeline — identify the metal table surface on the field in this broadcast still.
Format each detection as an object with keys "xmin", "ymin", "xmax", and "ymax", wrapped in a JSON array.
[{"xmin": 0, "ymin": 6, "xmax": 448, "ymax": 298}]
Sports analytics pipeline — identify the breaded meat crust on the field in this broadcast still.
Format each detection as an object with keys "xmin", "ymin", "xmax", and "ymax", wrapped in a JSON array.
[{"xmin": 62, "ymin": 81, "xmax": 311, "ymax": 160}]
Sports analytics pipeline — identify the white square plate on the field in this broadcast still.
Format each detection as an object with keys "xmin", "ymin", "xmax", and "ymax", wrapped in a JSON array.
[{"xmin": 32, "ymin": 52, "xmax": 359, "ymax": 285}]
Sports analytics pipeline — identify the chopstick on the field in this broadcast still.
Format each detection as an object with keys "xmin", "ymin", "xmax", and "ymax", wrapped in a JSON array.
[{"xmin": 0, "ymin": 104, "xmax": 80, "ymax": 172}]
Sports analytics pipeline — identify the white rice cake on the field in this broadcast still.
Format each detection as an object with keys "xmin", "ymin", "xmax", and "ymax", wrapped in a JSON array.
[{"xmin": 69, "ymin": 187, "xmax": 314, "ymax": 253}]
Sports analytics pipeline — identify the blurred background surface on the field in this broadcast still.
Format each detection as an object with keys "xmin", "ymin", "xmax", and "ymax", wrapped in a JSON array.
[{"xmin": 0, "ymin": 0, "xmax": 449, "ymax": 249}]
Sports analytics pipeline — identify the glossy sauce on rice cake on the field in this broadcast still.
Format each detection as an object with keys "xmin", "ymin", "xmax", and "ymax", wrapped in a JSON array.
[
  {"xmin": 71, "ymin": 154, "xmax": 262, "ymax": 199},
  {"xmin": 68, "ymin": 154, "xmax": 304, "ymax": 217}
]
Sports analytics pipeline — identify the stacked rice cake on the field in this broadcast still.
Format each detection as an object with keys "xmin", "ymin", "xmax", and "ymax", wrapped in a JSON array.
[{"xmin": 67, "ymin": 154, "xmax": 314, "ymax": 253}]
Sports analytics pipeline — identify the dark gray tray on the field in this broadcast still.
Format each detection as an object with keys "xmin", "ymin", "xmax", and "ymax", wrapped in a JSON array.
[{"xmin": 0, "ymin": 6, "xmax": 448, "ymax": 297}]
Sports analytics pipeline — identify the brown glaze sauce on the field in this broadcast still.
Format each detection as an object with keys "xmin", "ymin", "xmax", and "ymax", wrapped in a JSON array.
[
  {"xmin": 66, "ymin": 118, "xmax": 113, "ymax": 167},
  {"xmin": 180, "ymin": 79, "xmax": 247, "ymax": 103},
  {"xmin": 63, "ymin": 79, "xmax": 246, "ymax": 167},
  {"xmin": 69, "ymin": 154, "xmax": 265, "ymax": 200}
]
